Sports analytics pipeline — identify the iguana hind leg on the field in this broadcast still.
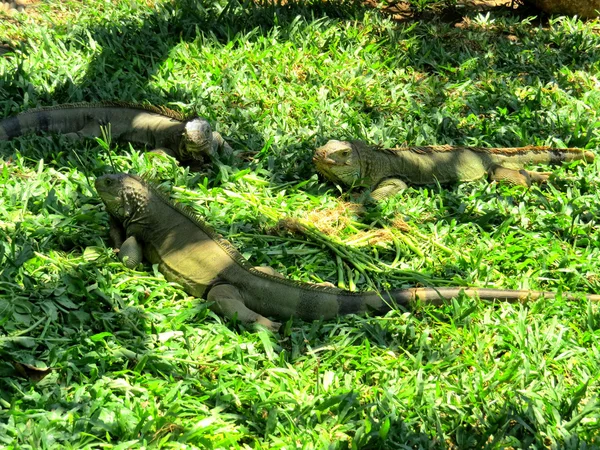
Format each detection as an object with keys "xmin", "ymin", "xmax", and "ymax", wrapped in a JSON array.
[
  {"xmin": 208, "ymin": 284, "xmax": 281, "ymax": 331},
  {"xmin": 489, "ymin": 166, "xmax": 551, "ymax": 187}
]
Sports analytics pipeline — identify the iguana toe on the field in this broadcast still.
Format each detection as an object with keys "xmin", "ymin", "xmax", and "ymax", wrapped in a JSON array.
[{"xmin": 255, "ymin": 317, "xmax": 282, "ymax": 332}]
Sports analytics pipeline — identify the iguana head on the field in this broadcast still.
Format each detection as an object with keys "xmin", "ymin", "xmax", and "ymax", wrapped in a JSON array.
[
  {"xmin": 180, "ymin": 118, "xmax": 214, "ymax": 161},
  {"xmin": 95, "ymin": 173, "xmax": 149, "ymax": 222},
  {"xmin": 313, "ymin": 140, "xmax": 363, "ymax": 187}
]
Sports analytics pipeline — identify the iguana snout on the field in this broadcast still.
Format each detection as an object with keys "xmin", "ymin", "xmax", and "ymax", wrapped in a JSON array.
[
  {"xmin": 313, "ymin": 140, "xmax": 361, "ymax": 186},
  {"xmin": 181, "ymin": 118, "xmax": 214, "ymax": 160}
]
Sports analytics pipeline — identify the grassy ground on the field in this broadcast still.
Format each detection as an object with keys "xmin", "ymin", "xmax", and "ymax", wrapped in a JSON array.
[{"xmin": 1, "ymin": 0, "xmax": 600, "ymax": 448}]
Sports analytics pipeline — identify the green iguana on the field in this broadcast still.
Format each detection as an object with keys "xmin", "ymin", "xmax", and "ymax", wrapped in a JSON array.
[
  {"xmin": 313, "ymin": 140, "xmax": 595, "ymax": 200},
  {"xmin": 95, "ymin": 173, "xmax": 600, "ymax": 331},
  {"xmin": 0, "ymin": 102, "xmax": 232, "ymax": 163}
]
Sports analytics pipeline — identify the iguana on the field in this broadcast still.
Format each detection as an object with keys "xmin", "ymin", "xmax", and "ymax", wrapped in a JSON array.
[
  {"xmin": 313, "ymin": 140, "xmax": 596, "ymax": 200},
  {"xmin": 95, "ymin": 172, "xmax": 600, "ymax": 331},
  {"xmin": 0, "ymin": 102, "xmax": 233, "ymax": 164},
  {"xmin": 0, "ymin": 1, "xmax": 26, "ymax": 13}
]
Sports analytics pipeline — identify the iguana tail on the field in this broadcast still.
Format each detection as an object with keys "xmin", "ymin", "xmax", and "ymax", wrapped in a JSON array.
[
  {"xmin": 337, "ymin": 286, "xmax": 600, "ymax": 317},
  {"xmin": 485, "ymin": 146, "xmax": 595, "ymax": 168},
  {"xmin": 0, "ymin": 105, "xmax": 89, "ymax": 140},
  {"xmin": 262, "ymin": 279, "xmax": 600, "ymax": 321},
  {"xmin": 0, "ymin": 102, "xmax": 186, "ymax": 141},
  {"xmin": 387, "ymin": 286, "xmax": 600, "ymax": 307}
]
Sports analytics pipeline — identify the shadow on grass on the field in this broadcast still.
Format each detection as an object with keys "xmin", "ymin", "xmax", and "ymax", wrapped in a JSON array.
[
  {"xmin": 453, "ymin": 395, "xmax": 600, "ymax": 449},
  {"xmin": 3, "ymin": 0, "xmax": 599, "ymax": 142},
  {"xmin": 1, "ymin": 0, "xmax": 375, "ymax": 107},
  {"xmin": 0, "ymin": 148, "xmax": 154, "ymax": 398},
  {"xmin": 0, "ymin": 252, "xmax": 151, "ymax": 388}
]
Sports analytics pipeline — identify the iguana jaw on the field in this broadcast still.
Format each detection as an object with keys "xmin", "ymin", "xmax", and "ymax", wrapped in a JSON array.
[
  {"xmin": 313, "ymin": 140, "xmax": 364, "ymax": 187},
  {"xmin": 180, "ymin": 118, "xmax": 214, "ymax": 161}
]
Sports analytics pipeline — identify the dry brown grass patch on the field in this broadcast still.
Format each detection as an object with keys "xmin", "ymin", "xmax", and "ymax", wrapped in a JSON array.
[
  {"xmin": 344, "ymin": 228, "xmax": 395, "ymax": 246},
  {"xmin": 302, "ymin": 201, "xmax": 366, "ymax": 235}
]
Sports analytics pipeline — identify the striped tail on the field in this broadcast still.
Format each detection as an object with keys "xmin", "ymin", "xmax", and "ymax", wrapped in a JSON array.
[
  {"xmin": 380, "ymin": 287, "xmax": 600, "ymax": 311},
  {"xmin": 486, "ymin": 146, "xmax": 595, "ymax": 167},
  {"xmin": 283, "ymin": 283, "xmax": 600, "ymax": 321},
  {"xmin": 0, "ymin": 110, "xmax": 79, "ymax": 140},
  {"xmin": 537, "ymin": 147, "xmax": 595, "ymax": 164},
  {"xmin": 0, "ymin": 115, "xmax": 25, "ymax": 140}
]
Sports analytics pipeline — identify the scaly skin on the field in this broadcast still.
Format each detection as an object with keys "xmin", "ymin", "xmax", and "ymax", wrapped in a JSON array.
[
  {"xmin": 314, "ymin": 140, "xmax": 595, "ymax": 200},
  {"xmin": 95, "ymin": 173, "xmax": 600, "ymax": 331},
  {"xmin": 0, "ymin": 102, "xmax": 233, "ymax": 164}
]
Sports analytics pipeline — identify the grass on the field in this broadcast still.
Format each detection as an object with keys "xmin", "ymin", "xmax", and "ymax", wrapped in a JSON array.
[{"xmin": 1, "ymin": 0, "xmax": 600, "ymax": 447}]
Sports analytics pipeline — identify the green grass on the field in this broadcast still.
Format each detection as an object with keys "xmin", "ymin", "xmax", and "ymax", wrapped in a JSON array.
[{"xmin": 2, "ymin": 0, "xmax": 600, "ymax": 448}]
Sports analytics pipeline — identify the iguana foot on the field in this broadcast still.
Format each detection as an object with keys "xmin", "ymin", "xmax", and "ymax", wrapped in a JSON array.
[
  {"xmin": 489, "ymin": 166, "xmax": 552, "ymax": 187},
  {"xmin": 208, "ymin": 284, "xmax": 281, "ymax": 331},
  {"xmin": 255, "ymin": 316, "xmax": 282, "ymax": 332},
  {"xmin": 525, "ymin": 170, "xmax": 552, "ymax": 184}
]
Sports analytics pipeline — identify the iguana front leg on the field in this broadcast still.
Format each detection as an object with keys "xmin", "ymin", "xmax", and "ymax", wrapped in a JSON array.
[
  {"xmin": 108, "ymin": 216, "xmax": 127, "ymax": 249},
  {"xmin": 119, "ymin": 236, "xmax": 143, "ymax": 269},
  {"xmin": 149, "ymin": 147, "xmax": 178, "ymax": 158},
  {"xmin": 370, "ymin": 178, "xmax": 408, "ymax": 201},
  {"xmin": 488, "ymin": 166, "xmax": 551, "ymax": 187},
  {"xmin": 212, "ymin": 131, "xmax": 233, "ymax": 159},
  {"xmin": 208, "ymin": 284, "xmax": 281, "ymax": 331},
  {"xmin": 108, "ymin": 212, "xmax": 141, "ymax": 267}
]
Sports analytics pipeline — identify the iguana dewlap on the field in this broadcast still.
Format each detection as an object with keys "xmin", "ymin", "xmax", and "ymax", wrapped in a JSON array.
[
  {"xmin": 94, "ymin": 173, "xmax": 600, "ymax": 331},
  {"xmin": 314, "ymin": 140, "xmax": 595, "ymax": 200},
  {"xmin": 0, "ymin": 102, "xmax": 232, "ymax": 163}
]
